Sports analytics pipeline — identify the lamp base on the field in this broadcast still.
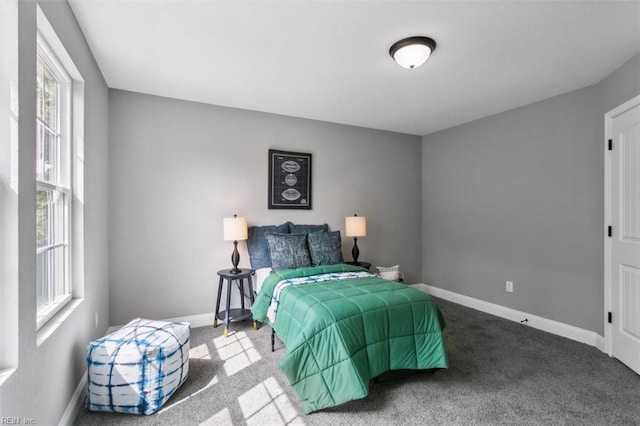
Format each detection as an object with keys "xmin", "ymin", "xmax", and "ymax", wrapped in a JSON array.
[
  {"xmin": 230, "ymin": 241, "xmax": 241, "ymax": 274},
  {"xmin": 351, "ymin": 237, "xmax": 360, "ymax": 265}
]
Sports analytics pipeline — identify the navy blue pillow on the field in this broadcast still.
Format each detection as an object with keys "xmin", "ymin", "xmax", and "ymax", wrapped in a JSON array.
[
  {"xmin": 247, "ymin": 223, "xmax": 289, "ymax": 269},
  {"xmin": 264, "ymin": 232, "xmax": 311, "ymax": 271},
  {"xmin": 287, "ymin": 222, "xmax": 329, "ymax": 234},
  {"xmin": 308, "ymin": 231, "xmax": 344, "ymax": 266}
]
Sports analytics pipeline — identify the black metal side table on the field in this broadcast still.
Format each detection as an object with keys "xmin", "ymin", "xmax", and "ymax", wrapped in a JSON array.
[
  {"xmin": 215, "ymin": 268, "xmax": 256, "ymax": 337},
  {"xmin": 345, "ymin": 261, "xmax": 372, "ymax": 270}
]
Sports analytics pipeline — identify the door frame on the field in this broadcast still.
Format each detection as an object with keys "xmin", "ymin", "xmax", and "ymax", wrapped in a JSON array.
[{"xmin": 604, "ymin": 94, "xmax": 640, "ymax": 356}]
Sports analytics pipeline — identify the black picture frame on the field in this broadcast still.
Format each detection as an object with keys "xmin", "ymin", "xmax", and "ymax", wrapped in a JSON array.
[{"xmin": 268, "ymin": 149, "xmax": 312, "ymax": 210}]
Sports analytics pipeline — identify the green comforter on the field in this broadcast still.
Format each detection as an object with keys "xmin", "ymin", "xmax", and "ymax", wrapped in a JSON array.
[{"xmin": 251, "ymin": 264, "xmax": 448, "ymax": 414}]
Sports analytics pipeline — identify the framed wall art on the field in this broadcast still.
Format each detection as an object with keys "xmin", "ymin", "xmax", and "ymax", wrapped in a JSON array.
[{"xmin": 268, "ymin": 149, "xmax": 312, "ymax": 210}]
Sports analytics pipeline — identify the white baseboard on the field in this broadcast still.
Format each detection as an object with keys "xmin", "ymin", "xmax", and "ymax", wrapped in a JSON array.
[
  {"xmin": 164, "ymin": 312, "xmax": 215, "ymax": 329},
  {"xmin": 59, "ymin": 371, "xmax": 86, "ymax": 426},
  {"xmin": 107, "ymin": 312, "xmax": 216, "ymax": 333},
  {"xmin": 411, "ymin": 283, "xmax": 606, "ymax": 353}
]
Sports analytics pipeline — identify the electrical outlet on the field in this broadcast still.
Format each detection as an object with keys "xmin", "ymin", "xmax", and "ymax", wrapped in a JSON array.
[
  {"xmin": 95, "ymin": 311, "xmax": 99, "ymax": 328},
  {"xmin": 506, "ymin": 281, "xmax": 514, "ymax": 293}
]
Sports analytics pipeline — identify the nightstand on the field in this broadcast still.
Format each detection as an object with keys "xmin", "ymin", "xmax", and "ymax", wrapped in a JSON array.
[
  {"xmin": 215, "ymin": 268, "xmax": 256, "ymax": 337},
  {"xmin": 345, "ymin": 261, "xmax": 371, "ymax": 270}
]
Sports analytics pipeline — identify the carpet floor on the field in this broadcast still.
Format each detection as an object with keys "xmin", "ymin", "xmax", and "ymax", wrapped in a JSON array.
[{"xmin": 74, "ymin": 297, "xmax": 640, "ymax": 425}]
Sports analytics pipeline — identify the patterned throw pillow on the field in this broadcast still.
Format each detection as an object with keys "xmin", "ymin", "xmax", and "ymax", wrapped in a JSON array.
[
  {"xmin": 247, "ymin": 223, "xmax": 289, "ymax": 269},
  {"xmin": 264, "ymin": 232, "xmax": 312, "ymax": 271},
  {"xmin": 307, "ymin": 231, "xmax": 344, "ymax": 266},
  {"xmin": 376, "ymin": 265, "xmax": 401, "ymax": 281}
]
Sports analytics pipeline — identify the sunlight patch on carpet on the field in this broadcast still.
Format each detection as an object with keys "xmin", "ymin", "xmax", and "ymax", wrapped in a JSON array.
[
  {"xmin": 238, "ymin": 376, "xmax": 305, "ymax": 426},
  {"xmin": 190, "ymin": 343, "xmax": 212, "ymax": 360},
  {"xmin": 157, "ymin": 374, "xmax": 219, "ymax": 413},
  {"xmin": 213, "ymin": 331, "xmax": 262, "ymax": 376},
  {"xmin": 199, "ymin": 407, "xmax": 233, "ymax": 426}
]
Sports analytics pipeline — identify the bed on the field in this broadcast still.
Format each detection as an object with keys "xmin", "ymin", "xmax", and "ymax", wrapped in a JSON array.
[{"xmin": 247, "ymin": 222, "xmax": 449, "ymax": 414}]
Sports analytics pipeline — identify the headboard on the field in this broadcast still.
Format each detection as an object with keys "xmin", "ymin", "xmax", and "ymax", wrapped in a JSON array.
[{"xmin": 247, "ymin": 221, "xmax": 343, "ymax": 271}]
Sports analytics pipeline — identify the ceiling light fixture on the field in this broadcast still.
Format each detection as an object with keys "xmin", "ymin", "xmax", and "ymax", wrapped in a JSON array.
[{"xmin": 389, "ymin": 36, "xmax": 437, "ymax": 70}]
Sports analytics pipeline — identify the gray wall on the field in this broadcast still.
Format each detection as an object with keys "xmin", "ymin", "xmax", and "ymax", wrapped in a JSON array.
[
  {"xmin": 0, "ymin": 0, "xmax": 110, "ymax": 424},
  {"xmin": 421, "ymin": 53, "xmax": 640, "ymax": 335},
  {"xmin": 108, "ymin": 90, "xmax": 421, "ymax": 325}
]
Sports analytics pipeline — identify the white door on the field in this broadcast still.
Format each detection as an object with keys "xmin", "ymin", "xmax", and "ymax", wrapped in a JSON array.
[{"xmin": 610, "ymin": 100, "xmax": 640, "ymax": 374}]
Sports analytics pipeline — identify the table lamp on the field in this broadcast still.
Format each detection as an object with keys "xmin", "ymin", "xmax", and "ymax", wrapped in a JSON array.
[
  {"xmin": 223, "ymin": 214, "xmax": 248, "ymax": 273},
  {"xmin": 345, "ymin": 214, "xmax": 366, "ymax": 266}
]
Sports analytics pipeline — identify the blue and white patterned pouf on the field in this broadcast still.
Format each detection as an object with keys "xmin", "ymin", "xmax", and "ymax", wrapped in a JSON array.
[{"xmin": 86, "ymin": 318, "xmax": 190, "ymax": 415}]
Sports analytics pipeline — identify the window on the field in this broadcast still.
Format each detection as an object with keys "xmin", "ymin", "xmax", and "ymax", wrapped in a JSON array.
[{"xmin": 35, "ymin": 34, "xmax": 72, "ymax": 329}]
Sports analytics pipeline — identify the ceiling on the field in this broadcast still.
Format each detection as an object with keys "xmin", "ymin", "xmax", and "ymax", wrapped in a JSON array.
[{"xmin": 68, "ymin": 0, "xmax": 640, "ymax": 136}]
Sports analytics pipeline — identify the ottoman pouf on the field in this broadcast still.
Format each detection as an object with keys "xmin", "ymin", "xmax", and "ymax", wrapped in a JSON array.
[{"xmin": 86, "ymin": 318, "xmax": 190, "ymax": 415}]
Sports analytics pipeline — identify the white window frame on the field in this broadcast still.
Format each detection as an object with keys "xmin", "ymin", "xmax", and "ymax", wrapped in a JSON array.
[{"xmin": 35, "ymin": 33, "xmax": 73, "ymax": 330}]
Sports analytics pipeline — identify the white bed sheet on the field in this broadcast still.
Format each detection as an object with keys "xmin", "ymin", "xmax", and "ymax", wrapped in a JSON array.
[{"xmin": 253, "ymin": 267, "xmax": 272, "ymax": 295}]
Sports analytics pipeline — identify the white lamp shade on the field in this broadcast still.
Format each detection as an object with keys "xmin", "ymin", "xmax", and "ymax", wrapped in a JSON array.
[
  {"xmin": 392, "ymin": 43, "xmax": 432, "ymax": 69},
  {"xmin": 345, "ymin": 216, "xmax": 366, "ymax": 237},
  {"xmin": 223, "ymin": 216, "xmax": 248, "ymax": 241}
]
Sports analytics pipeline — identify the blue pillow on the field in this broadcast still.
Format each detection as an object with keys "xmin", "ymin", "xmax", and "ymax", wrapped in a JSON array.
[
  {"xmin": 308, "ymin": 231, "xmax": 344, "ymax": 266},
  {"xmin": 247, "ymin": 223, "xmax": 289, "ymax": 269},
  {"xmin": 287, "ymin": 222, "xmax": 329, "ymax": 234},
  {"xmin": 264, "ymin": 232, "xmax": 311, "ymax": 271}
]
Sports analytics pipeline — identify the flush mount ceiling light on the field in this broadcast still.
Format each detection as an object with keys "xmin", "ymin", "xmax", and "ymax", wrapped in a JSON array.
[{"xmin": 389, "ymin": 36, "xmax": 437, "ymax": 69}]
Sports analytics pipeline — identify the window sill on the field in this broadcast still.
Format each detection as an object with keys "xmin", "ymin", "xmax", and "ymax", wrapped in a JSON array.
[
  {"xmin": 37, "ymin": 298, "xmax": 83, "ymax": 347},
  {"xmin": 0, "ymin": 367, "xmax": 17, "ymax": 386},
  {"xmin": 37, "ymin": 293, "xmax": 72, "ymax": 331}
]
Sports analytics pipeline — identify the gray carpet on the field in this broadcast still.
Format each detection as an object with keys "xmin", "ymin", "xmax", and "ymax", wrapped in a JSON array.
[{"xmin": 74, "ymin": 298, "xmax": 640, "ymax": 425}]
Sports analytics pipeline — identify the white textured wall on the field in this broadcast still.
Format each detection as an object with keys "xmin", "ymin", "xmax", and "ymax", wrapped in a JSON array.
[{"xmin": 0, "ymin": 0, "xmax": 19, "ymax": 376}]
